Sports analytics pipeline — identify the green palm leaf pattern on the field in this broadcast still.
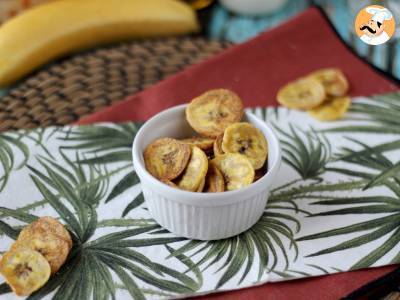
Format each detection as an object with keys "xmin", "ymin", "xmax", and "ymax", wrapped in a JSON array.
[
  {"xmin": 59, "ymin": 123, "xmax": 142, "ymax": 164},
  {"xmin": 273, "ymin": 124, "xmax": 331, "ymax": 180},
  {"xmin": 59, "ymin": 123, "xmax": 143, "ymax": 214},
  {"xmin": 0, "ymin": 93, "xmax": 400, "ymax": 298},
  {"xmin": 167, "ymin": 203, "xmax": 302, "ymax": 288},
  {"xmin": 292, "ymin": 93, "xmax": 400, "ymax": 270},
  {"xmin": 0, "ymin": 147, "xmax": 200, "ymax": 299},
  {"xmin": 0, "ymin": 133, "xmax": 29, "ymax": 192},
  {"xmin": 324, "ymin": 92, "xmax": 400, "ymax": 134}
]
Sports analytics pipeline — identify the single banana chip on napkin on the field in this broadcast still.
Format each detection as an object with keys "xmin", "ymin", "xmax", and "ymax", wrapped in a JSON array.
[
  {"xmin": 277, "ymin": 77, "xmax": 326, "ymax": 110},
  {"xmin": 222, "ymin": 122, "xmax": 268, "ymax": 170},
  {"xmin": 176, "ymin": 146, "xmax": 208, "ymax": 192},
  {"xmin": 0, "ymin": 248, "xmax": 51, "ymax": 296},
  {"xmin": 211, "ymin": 153, "xmax": 254, "ymax": 191},
  {"xmin": 309, "ymin": 68, "xmax": 349, "ymax": 97},
  {"xmin": 186, "ymin": 89, "xmax": 244, "ymax": 137},
  {"xmin": 308, "ymin": 96, "xmax": 351, "ymax": 121},
  {"xmin": 11, "ymin": 234, "xmax": 70, "ymax": 275},
  {"xmin": 18, "ymin": 217, "xmax": 72, "ymax": 250},
  {"xmin": 144, "ymin": 138, "xmax": 191, "ymax": 180}
]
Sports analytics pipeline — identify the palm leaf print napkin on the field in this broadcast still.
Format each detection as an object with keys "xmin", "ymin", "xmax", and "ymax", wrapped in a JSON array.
[{"xmin": 0, "ymin": 92, "xmax": 399, "ymax": 299}]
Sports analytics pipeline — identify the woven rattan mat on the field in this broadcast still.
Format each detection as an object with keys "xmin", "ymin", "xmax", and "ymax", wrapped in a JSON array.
[{"xmin": 0, "ymin": 37, "xmax": 231, "ymax": 131}]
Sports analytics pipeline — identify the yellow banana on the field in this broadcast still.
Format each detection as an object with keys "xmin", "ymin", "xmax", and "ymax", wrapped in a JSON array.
[{"xmin": 0, "ymin": 0, "xmax": 199, "ymax": 86}]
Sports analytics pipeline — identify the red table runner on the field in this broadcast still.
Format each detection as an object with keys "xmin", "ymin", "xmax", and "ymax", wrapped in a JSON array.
[{"xmin": 78, "ymin": 7, "xmax": 399, "ymax": 300}]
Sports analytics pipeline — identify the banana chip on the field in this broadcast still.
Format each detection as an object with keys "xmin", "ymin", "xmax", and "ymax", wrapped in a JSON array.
[
  {"xmin": 277, "ymin": 77, "xmax": 325, "ymax": 110},
  {"xmin": 180, "ymin": 137, "xmax": 214, "ymax": 151},
  {"xmin": 161, "ymin": 179, "xmax": 178, "ymax": 188},
  {"xmin": 213, "ymin": 134, "xmax": 224, "ymax": 157},
  {"xmin": 186, "ymin": 89, "xmax": 244, "ymax": 137},
  {"xmin": 176, "ymin": 146, "xmax": 208, "ymax": 191},
  {"xmin": 18, "ymin": 217, "xmax": 72, "ymax": 250},
  {"xmin": 308, "ymin": 96, "xmax": 351, "ymax": 121},
  {"xmin": 144, "ymin": 138, "xmax": 191, "ymax": 180},
  {"xmin": 12, "ymin": 233, "xmax": 70, "ymax": 274},
  {"xmin": 222, "ymin": 122, "xmax": 268, "ymax": 170},
  {"xmin": 211, "ymin": 154, "xmax": 254, "ymax": 191},
  {"xmin": 309, "ymin": 68, "xmax": 349, "ymax": 97},
  {"xmin": 0, "ymin": 248, "xmax": 51, "ymax": 296},
  {"xmin": 204, "ymin": 163, "xmax": 225, "ymax": 192},
  {"xmin": 197, "ymin": 178, "xmax": 206, "ymax": 192}
]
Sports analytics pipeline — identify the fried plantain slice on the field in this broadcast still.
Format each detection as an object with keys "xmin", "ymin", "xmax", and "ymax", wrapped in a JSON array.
[
  {"xmin": 204, "ymin": 163, "xmax": 225, "ymax": 193},
  {"xmin": 12, "ymin": 233, "xmax": 70, "ymax": 274},
  {"xmin": 308, "ymin": 96, "xmax": 351, "ymax": 121},
  {"xmin": 161, "ymin": 179, "xmax": 178, "ymax": 188},
  {"xmin": 176, "ymin": 146, "xmax": 208, "ymax": 192},
  {"xmin": 222, "ymin": 122, "xmax": 268, "ymax": 170},
  {"xmin": 0, "ymin": 248, "xmax": 51, "ymax": 296},
  {"xmin": 277, "ymin": 77, "xmax": 326, "ymax": 110},
  {"xmin": 186, "ymin": 89, "xmax": 244, "ymax": 137},
  {"xmin": 211, "ymin": 153, "xmax": 254, "ymax": 191},
  {"xmin": 144, "ymin": 138, "xmax": 191, "ymax": 180},
  {"xmin": 213, "ymin": 134, "xmax": 224, "ymax": 157},
  {"xmin": 309, "ymin": 68, "xmax": 349, "ymax": 97},
  {"xmin": 196, "ymin": 177, "xmax": 206, "ymax": 192},
  {"xmin": 18, "ymin": 217, "xmax": 72, "ymax": 250},
  {"xmin": 180, "ymin": 137, "xmax": 215, "ymax": 151}
]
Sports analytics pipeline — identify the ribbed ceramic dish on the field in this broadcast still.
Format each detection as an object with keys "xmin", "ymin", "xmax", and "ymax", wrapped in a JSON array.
[{"xmin": 132, "ymin": 104, "xmax": 281, "ymax": 240}]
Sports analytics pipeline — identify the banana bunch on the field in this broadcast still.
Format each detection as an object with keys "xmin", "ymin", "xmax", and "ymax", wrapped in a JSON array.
[{"xmin": 0, "ymin": 0, "xmax": 199, "ymax": 86}]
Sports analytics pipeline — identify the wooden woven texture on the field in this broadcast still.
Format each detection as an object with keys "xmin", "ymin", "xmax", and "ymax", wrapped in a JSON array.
[{"xmin": 0, "ymin": 37, "xmax": 231, "ymax": 131}]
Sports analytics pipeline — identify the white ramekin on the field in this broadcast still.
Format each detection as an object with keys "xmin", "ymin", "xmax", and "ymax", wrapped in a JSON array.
[{"xmin": 132, "ymin": 104, "xmax": 281, "ymax": 240}]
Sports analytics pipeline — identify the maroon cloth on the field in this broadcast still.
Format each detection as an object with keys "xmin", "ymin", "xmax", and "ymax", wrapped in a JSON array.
[
  {"xmin": 77, "ymin": 7, "xmax": 399, "ymax": 300},
  {"xmin": 78, "ymin": 8, "xmax": 398, "ymax": 125}
]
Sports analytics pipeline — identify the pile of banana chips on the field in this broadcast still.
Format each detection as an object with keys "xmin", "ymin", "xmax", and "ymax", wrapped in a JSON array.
[
  {"xmin": 0, "ymin": 217, "xmax": 72, "ymax": 296},
  {"xmin": 277, "ymin": 68, "xmax": 351, "ymax": 121},
  {"xmin": 144, "ymin": 89, "xmax": 269, "ymax": 193}
]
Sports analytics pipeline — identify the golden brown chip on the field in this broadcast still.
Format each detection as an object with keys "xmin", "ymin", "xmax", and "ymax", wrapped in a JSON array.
[
  {"xmin": 213, "ymin": 134, "xmax": 224, "ymax": 157},
  {"xmin": 12, "ymin": 233, "xmax": 70, "ymax": 274},
  {"xmin": 0, "ymin": 248, "xmax": 50, "ymax": 296},
  {"xmin": 176, "ymin": 146, "xmax": 208, "ymax": 192},
  {"xmin": 211, "ymin": 153, "xmax": 254, "ymax": 191},
  {"xmin": 180, "ymin": 137, "xmax": 215, "ymax": 151},
  {"xmin": 186, "ymin": 89, "xmax": 244, "ymax": 137},
  {"xmin": 196, "ymin": 177, "xmax": 206, "ymax": 192},
  {"xmin": 161, "ymin": 179, "xmax": 178, "ymax": 188},
  {"xmin": 309, "ymin": 68, "xmax": 349, "ymax": 97},
  {"xmin": 204, "ymin": 163, "xmax": 225, "ymax": 193},
  {"xmin": 308, "ymin": 96, "xmax": 351, "ymax": 121},
  {"xmin": 18, "ymin": 217, "xmax": 72, "ymax": 250},
  {"xmin": 277, "ymin": 77, "xmax": 326, "ymax": 110},
  {"xmin": 222, "ymin": 122, "xmax": 268, "ymax": 170},
  {"xmin": 144, "ymin": 138, "xmax": 191, "ymax": 180}
]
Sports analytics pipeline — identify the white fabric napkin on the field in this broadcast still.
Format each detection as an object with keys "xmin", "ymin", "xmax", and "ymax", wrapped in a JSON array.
[{"xmin": 0, "ymin": 93, "xmax": 399, "ymax": 299}]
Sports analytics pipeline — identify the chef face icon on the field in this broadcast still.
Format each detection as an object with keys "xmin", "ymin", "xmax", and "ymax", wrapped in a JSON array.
[
  {"xmin": 360, "ymin": 19, "xmax": 385, "ymax": 37},
  {"xmin": 355, "ymin": 5, "xmax": 396, "ymax": 46}
]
